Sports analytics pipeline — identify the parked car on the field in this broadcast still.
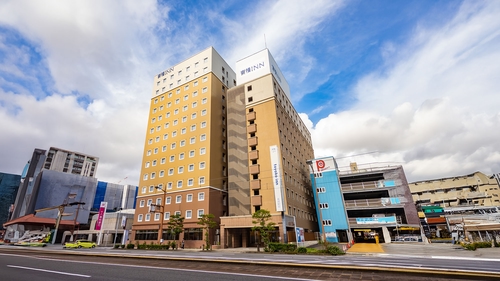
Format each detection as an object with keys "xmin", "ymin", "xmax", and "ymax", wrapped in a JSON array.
[{"xmin": 63, "ymin": 240, "xmax": 96, "ymax": 249}]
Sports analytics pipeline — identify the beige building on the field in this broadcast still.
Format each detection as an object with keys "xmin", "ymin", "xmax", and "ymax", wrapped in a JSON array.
[
  {"xmin": 131, "ymin": 47, "xmax": 236, "ymax": 248},
  {"xmin": 43, "ymin": 147, "xmax": 99, "ymax": 177},
  {"xmin": 410, "ymin": 171, "xmax": 500, "ymax": 207},
  {"xmin": 221, "ymin": 49, "xmax": 317, "ymax": 248}
]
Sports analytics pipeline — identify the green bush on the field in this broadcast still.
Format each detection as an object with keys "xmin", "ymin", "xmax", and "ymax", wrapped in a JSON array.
[
  {"xmin": 126, "ymin": 243, "xmax": 135, "ymax": 249},
  {"xmin": 327, "ymin": 245, "xmax": 345, "ymax": 255},
  {"xmin": 268, "ymin": 242, "xmax": 297, "ymax": 253},
  {"xmin": 113, "ymin": 244, "xmax": 120, "ymax": 249},
  {"xmin": 297, "ymin": 247, "xmax": 307, "ymax": 254}
]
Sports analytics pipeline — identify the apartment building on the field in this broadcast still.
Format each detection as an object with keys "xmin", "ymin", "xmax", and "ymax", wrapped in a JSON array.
[
  {"xmin": 409, "ymin": 171, "xmax": 500, "ymax": 207},
  {"xmin": 43, "ymin": 147, "xmax": 99, "ymax": 177},
  {"xmin": 308, "ymin": 160, "xmax": 420, "ymax": 243},
  {"xmin": 131, "ymin": 47, "xmax": 236, "ymax": 248},
  {"xmin": 221, "ymin": 49, "xmax": 317, "ymax": 248}
]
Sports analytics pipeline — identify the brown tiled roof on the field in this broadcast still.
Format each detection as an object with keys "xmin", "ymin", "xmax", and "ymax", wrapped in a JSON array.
[{"xmin": 3, "ymin": 214, "xmax": 79, "ymax": 228}]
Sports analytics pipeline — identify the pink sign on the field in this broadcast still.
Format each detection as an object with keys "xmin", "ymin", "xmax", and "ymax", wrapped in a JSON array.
[{"xmin": 94, "ymin": 202, "xmax": 107, "ymax": 230}]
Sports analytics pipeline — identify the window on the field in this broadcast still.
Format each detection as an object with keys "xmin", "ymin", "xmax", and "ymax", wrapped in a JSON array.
[
  {"xmin": 154, "ymin": 148, "xmax": 158, "ymax": 154},
  {"xmin": 201, "ymin": 122, "xmax": 206, "ymax": 128},
  {"xmin": 170, "ymin": 155, "xmax": 175, "ymax": 162},
  {"xmin": 200, "ymin": 148, "xmax": 206, "ymax": 155},
  {"xmin": 186, "ymin": 210, "xmax": 192, "ymax": 219},
  {"xmin": 168, "ymin": 168, "xmax": 174, "ymax": 175},
  {"xmin": 182, "ymin": 116, "xmax": 187, "ymax": 122},
  {"xmin": 322, "ymin": 220, "xmax": 332, "ymax": 226},
  {"xmin": 147, "ymin": 199, "xmax": 152, "ymax": 206},
  {"xmin": 319, "ymin": 203, "xmax": 329, "ymax": 209},
  {"xmin": 188, "ymin": 178, "xmax": 194, "ymax": 186},
  {"xmin": 178, "ymin": 166, "xmax": 184, "ymax": 173},
  {"xmin": 145, "ymin": 162, "xmax": 150, "ymax": 168},
  {"xmin": 247, "ymin": 85, "xmax": 252, "ymax": 91},
  {"xmin": 192, "ymin": 91, "xmax": 198, "ymax": 97},
  {"xmin": 201, "ymin": 109, "xmax": 207, "ymax": 116},
  {"xmin": 165, "ymin": 122, "xmax": 170, "ymax": 128},
  {"xmin": 199, "ymin": 162, "xmax": 206, "ymax": 169},
  {"xmin": 171, "ymin": 143, "xmax": 176, "ymax": 149},
  {"xmin": 181, "ymin": 128, "xmax": 186, "ymax": 134},
  {"xmin": 202, "ymin": 87, "xmax": 207, "ymax": 93},
  {"xmin": 179, "ymin": 153, "xmax": 185, "ymax": 160},
  {"xmin": 154, "ymin": 213, "xmax": 160, "ymax": 221},
  {"xmin": 162, "ymin": 145, "xmax": 167, "ymax": 152},
  {"xmin": 202, "ymin": 98, "xmax": 207, "ymax": 104},
  {"xmin": 197, "ymin": 209, "xmax": 204, "ymax": 218},
  {"xmin": 161, "ymin": 157, "xmax": 166, "ymax": 164},
  {"xmin": 175, "ymin": 98, "xmax": 180, "ymax": 104},
  {"xmin": 191, "ymin": 113, "xmax": 197, "ymax": 119},
  {"xmin": 141, "ymin": 187, "xmax": 146, "ymax": 194},
  {"xmin": 204, "ymin": 57, "xmax": 208, "ymax": 63},
  {"xmin": 180, "ymin": 140, "xmax": 186, "ymax": 147},
  {"xmin": 198, "ymin": 192, "xmax": 205, "ymax": 201},
  {"xmin": 190, "ymin": 137, "xmax": 195, "ymax": 144},
  {"xmin": 192, "ymin": 102, "xmax": 197, "ymax": 108},
  {"xmin": 157, "ymin": 126, "xmax": 161, "ymax": 131},
  {"xmin": 151, "ymin": 118, "xmax": 156, "ymax": 124},
  {"xmin": 188, "ymin": 164, "xmax": 194, "ymax": 171},
  {"xmin": 189, "ymin": 150, "xmax": 195, "ymax": 157},
  {"xmin": 147, "ymin": 150, "xmax": 151, "ymax": 156},
  {"xmin": 167, "ymin": 102, "xmax": 171, "ymax": 108},
  {"xmin": 167, "ymin": 182, "xmax": 173, "ymax": 189},
  {"xmin": 190, "ymin": 125, "xmax": 196, "ymax": 131},
  {"xmin": 138, "ymin": 214, "xmax": 143, "ymax": 222},
  {"xmin": 183, "ymin": 95, "xmax": 188, "ymax": 101},
  {"xmin": 200, "ymin": 134, "xmax": 206, "ymax": 141},
  {"xmin": 172, "ymin": 131, "xmax": 177, "ymax": 137},
  {"xmin": 187, "ymin": 194, "xmax": 193, "ymax": 202},
  {"xmin": 163, "ymin": 133, "xmax": 168, "ymax": 140},
  {"xmin": 145, "ymin": 214, "xmax": 151, "ymax": 221},
  {"xmin": 203, "ymin": 67, "xmax": 208, "ymax": 73},
  {"xmin": 199, "ymin": 176, "xmax": 205, "ymax": 185},
  {"xmin": 158, "ymin": 115, "xmax": 162, "ymax": 120},
  {"xmin": 164, "ymin": 212, "xmax": 170, "ymax": 220},
  {"xmin": 140, "ymin": 200, "xmax": 145, "ymax": 207},
  {"xmin": 159, "ymin": 170, "xmax": 164, "ymax": 177},
  {"xmin": 174, "ymin": 109, "xmax": 179, "ymax": 115},
  {"xmin": 143, "ymin": 173, "xmax": 148, "ymax": 180},
  {"xmin": 150, "ymin": 172, "xmax": 156, "ymax": 179},
  {"xmin": 150, "ymin": 128, "xmax": 154, "ymax": 134},
  {"xmin": 177, "ymin": 180, "xmax": 183, "ymax": 188},
  {"xmin": 148, "ymin": 139, "xmax": 153, "ymax": 144},
  {"xmin": 194, "ymin": 81, "xmax": 198, "ymax": 86},
  {"xmin": 317, "ymin": 187, "xmax": 326, "ymax": 193},
  {"xmin": 183, "ymin": 105, "xmax": 188, "ymax": 112},
  {"xmin": 176, "ymin": 195, "xmax": 182, "ymax": 203},
  {"xmin": 152, "ymin": 160, "xmax": 157, "ymax": 167},
  {"xmin": 175, "ymin": 211, "xmax": 181, "ymax": 216},
  {"xmin": 203, "ymin": 77, "xmax": 208, "ymax": 82},
  {"xmin": 155, "ymin": 136, "xmax": 160, "ymax": 142},
  {"xmin": 166, "ymin": 196, "xmax": 171, "ymax": 204}
]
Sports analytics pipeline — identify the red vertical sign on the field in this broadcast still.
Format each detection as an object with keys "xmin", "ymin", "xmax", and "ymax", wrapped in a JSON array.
[{"xmin": 94, "ymin": 202, "xmax": 107, "ymax": 230}]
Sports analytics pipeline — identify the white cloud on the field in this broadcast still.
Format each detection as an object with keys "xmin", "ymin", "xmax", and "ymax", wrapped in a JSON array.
[{"xmin": 309, "ymin": 1, "xmax": 500, "ymax": 181}]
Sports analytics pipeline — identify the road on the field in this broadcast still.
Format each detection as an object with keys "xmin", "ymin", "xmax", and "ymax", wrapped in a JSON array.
[
  {"xmin": 1, "ymin": 245, "xmax": 499, "ymax": 280},
  {"xmin": 0, "ymin": 252, "xmax": 313, "ymax": 281}
]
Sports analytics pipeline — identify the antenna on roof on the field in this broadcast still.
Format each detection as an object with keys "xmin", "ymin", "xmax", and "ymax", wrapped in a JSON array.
[{"xmin": 264, "ymin": 34, "xmax": 267, "ymax": 49}]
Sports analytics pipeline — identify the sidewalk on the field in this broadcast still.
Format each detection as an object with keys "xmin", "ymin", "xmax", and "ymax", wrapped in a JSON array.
[{"xmin": 379, "ymin": 243, "xmax": 500, "ymax": 260}]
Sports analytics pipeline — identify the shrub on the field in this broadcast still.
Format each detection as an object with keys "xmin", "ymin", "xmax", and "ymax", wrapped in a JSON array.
[
  {"xmin": 327, "ymin": 245, "xmax": 345, "ymax": 255},
  {"xmin": 113, "ymin": 244, "xmax": 120, "ymax": 249},
  {"xmin": 126, "ymin": 243, "xmax": 135, "ymax": 249},
  {"xmin": 268, "ymin": 242, "xmax": 297, "ymax": 253},
  {"xmin": 297, "ymin": 247, "xmax": 307, "ymax": 254}
]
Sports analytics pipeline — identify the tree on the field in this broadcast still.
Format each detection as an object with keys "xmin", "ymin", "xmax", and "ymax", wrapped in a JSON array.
[
  {"xmin": 166, "ymin": 213, "xmax": 184, "ymax": 249},
  {"xmin": 197, "ymin": 213, "xmax": 217, "ymax": 250},
  {"xmin": 251, "ymin": 209, "xmax": 276, "ymax": 252}
]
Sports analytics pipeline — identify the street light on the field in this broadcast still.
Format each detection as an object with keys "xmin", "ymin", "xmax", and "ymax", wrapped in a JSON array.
[
  {"xmin": 113, "ymin": 207, "xmax": 123, "ymax": 247},
  {"xmin": 154, "ymin": 185, "xmax": 168, "ymax": 244},
  {"xmin": 306, "ymin": 160, "xmax": 326, "ymax": 243}
]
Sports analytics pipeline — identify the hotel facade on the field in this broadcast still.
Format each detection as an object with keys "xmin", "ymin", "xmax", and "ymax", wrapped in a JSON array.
[
  {"xmin": 132, "ymin": 48, "xmax": 318, "ymax": 248},
  {"xmin": 132, "ymin": 47, "xmax": 235, "ymax": 248}
]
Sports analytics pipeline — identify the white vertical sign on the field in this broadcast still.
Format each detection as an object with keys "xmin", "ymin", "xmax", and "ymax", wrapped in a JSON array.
[{"xmin": 270, "ymin": 145, "xmax": 284, "ymax": 212}]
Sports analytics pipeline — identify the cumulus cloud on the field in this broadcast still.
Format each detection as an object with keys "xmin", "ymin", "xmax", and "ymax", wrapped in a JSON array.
[{"xmin": 310, "ymin": 1, "xmax": 500, "ymax": 181}]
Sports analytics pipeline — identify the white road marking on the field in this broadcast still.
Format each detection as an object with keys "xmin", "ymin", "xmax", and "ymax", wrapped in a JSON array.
[{"xmin": 7, "ymin": 265, "xmax": 91, "ymax": 278}]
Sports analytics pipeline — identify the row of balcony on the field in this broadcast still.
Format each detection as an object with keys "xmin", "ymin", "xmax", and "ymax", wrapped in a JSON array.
[
  {"xmin": 343, "ymin": 198, "xmax": 403, "ymax": 209},
  {"xmin": 248, "ymin": 111, "xmax": 260, "ymax": 207}
]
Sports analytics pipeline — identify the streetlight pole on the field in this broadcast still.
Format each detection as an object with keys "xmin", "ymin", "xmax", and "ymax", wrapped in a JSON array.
[
  {"xmin": 113, "ymin": 207, "xmax": 122, "ymax": 247},
  {"xmin": 306, "ymin": 160, "xmax": 326, "ymax": 243},
  {"xmin": 155, "ymin": 185, "xmax": 167, "ymax": 244}
]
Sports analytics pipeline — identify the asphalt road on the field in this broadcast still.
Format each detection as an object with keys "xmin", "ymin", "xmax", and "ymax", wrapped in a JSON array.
[
  {"xmin": 1, "ymin": 246, "xmax": 499, "ymax": 281},
  {"xmin": 0, "ymin": 253, "xmax": 312, "ymax": 281}
]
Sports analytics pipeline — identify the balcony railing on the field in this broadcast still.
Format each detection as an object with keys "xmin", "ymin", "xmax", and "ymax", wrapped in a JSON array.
[{"xmin": 344, "ymin": 198, "xmax": 403, "ymax": 209}]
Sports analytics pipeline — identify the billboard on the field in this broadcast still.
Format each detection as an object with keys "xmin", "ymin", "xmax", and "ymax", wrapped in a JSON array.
[
  {"xmin": 270, "ymin": 145, "xmax": 284, "ymax": 212},
  {"xmin": 94, "ymin": 202, "xmax": 107, "ymax": 230}
]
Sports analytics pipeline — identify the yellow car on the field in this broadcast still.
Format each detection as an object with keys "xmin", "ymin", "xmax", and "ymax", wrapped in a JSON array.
[{"xmin": 63, "ymin": 240, "xmax": 96, "ymax": 249}]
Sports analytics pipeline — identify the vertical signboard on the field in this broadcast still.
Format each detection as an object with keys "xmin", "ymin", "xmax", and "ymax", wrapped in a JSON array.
[
  {"xmin": 95, "ymin": 202, "xmax": 107, "ymax": 230},
  {"xmin": 270, "ymin": 145, "xmax": 284, "ymax": 212}
]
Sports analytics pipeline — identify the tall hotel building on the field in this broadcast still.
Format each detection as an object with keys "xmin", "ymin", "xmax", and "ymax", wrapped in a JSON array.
[
  {"xmin": 132, "ymin": 47, "xmax": 236, "ymax": 248},
  {"xmin": 221, "ymin": 49, "xmax": 317, "ymax": 247},
  {"xmin": 132, "ymin": 47, "xmax": 317, "ymax": 248}
]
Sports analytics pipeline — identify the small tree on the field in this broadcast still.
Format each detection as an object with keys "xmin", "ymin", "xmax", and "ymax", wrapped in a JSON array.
[
  {"xmin": 252, "ymin": 209, "xmax": 276, "ymax": 252},
  {"xmin": 167, "ymin": 213, "xmax": 184, "ymax": 249},
  {"xmin": 197, "ymin": 213, "xmax": 217, "ymax": 250}
]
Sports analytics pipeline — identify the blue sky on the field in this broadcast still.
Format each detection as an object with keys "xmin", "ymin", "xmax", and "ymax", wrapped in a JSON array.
[{"xmin": 1, "ymin": 0, "xmax": 499, "ymax": 184}]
